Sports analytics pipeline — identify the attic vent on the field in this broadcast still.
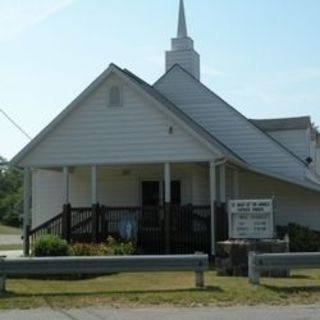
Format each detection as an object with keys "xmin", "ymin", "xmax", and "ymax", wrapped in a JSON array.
[{"xmin": 109, "ymin": 85, "xmax": 122, "ymax": 107}]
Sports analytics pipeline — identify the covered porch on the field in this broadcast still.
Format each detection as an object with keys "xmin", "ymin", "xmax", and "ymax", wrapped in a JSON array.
[{"xmin": 23, "ymin": 161, "xmax": 235, "ymax": 255}]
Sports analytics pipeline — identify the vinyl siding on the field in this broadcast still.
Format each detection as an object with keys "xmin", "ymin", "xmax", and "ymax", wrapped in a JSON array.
[
  {"xmin": 32, "ymin": 164, "xmax": 320, "ymax": 231},
  {"xmin": 239, "ymin": 169, "xmax": 320, "ymax": 230},
  {"xmin": 193, "ymin": 167, "xmax": 320, "ymax": 230},
  {"xmin": 32, "ymin": 169, "xmax": 64, "ymax": 228},
  {"xmin": 32, "ymin": 163, "xmax": 210, "ymax": 228},
  {"xmin": 155, "ymin": 67, "xmax": 305, "ymax": 180},
  {"xmin": 191, "ymin": 164, "xmax": 210, "ymax": 205},
  {"xmin": 20, "ymin": 73, "xmax": 214, "ymax": 167}
]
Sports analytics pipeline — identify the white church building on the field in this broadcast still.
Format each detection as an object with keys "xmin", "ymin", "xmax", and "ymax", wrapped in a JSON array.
[{"xmin": 12, "ymin": 0, "xmax": 320, "ymax": 255}]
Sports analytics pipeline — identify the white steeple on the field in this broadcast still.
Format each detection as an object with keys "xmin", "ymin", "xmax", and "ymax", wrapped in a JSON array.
[
  {"xmin": 177, "ymin": 0, "xmax": 188, "ymax": 38},
  {"xmin": 166, "ymin": 0, "xmax": 200, "ymax": 79}
]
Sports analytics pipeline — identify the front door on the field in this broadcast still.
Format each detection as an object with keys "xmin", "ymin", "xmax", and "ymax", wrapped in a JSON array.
[
  {"xmin": 141, "ymin": 181, "xmax": 160, "ymax": 206},
  {"xmin": 141, "ymin": 181, "xmax": 181, "ymax": 206}
]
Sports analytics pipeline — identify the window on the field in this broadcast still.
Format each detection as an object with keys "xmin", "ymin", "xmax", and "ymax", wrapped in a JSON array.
[{"xmin": 109, "ymin": 85, "xmax": 122, "ymax": 107}]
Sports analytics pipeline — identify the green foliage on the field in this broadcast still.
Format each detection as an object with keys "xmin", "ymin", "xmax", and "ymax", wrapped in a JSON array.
[
  {"xmin": 104, "ymin": 236, "xmax": 136, "ymax": 255},
  {"xmin": 0, "ymin": 156, "xmax": 23, "ymax": 226},
  {"xmin": 69, "ymin": 243, "xmax": 106, "ymax": 256},
  {"xmin": 277, "ymin": 223, "xmax": 320, "ymax": 252},
  {"xmin": 70, "ymin": 236, "xmax": 136, "ymax": 256},
  {"xmin": 33, "ymin": 235, "xmax": 70, "ymax": 257}
]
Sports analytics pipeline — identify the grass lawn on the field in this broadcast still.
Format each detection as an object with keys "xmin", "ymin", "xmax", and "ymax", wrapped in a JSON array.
[
  {"xmin": 0, "ymin": 224, "xmax": 21, "ymax": 235},
  {"xmin": 1, "ymin": 269, "xmax": 320, "ymax": 309}
]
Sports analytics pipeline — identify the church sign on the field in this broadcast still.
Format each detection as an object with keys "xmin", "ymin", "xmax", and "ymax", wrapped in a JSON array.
[{"xmin": 228, "ymin": 199, "xmax": 274, "ymax": 239}]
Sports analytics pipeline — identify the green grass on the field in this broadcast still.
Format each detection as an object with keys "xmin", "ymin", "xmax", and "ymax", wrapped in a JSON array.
[
  {"xmin": 0, "ymin": 224, "xmax": 21, "ymax": 235},
  {"xmin": 2, "ymin": 269, "xmax": 320, "ymax": 310}
]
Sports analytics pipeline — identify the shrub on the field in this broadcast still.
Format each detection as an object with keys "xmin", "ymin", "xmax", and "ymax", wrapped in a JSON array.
[
  {"xmin": 69, "ymin": 243, "xmax": 106, "ymax": 256},
  {"xmin": 33, "ymin": 235, "xmax": 70, "ymax": 257},
  {"xmin": 103, "ymin": 236, "xmax": 136, "ymax": 255},
  {"xmin": 277, "ymin": 223, "xmax": 320, "ymax": 252},
  {"xmin": 69, "ymin": 236, "xmax": 136, "ymax": 256}
]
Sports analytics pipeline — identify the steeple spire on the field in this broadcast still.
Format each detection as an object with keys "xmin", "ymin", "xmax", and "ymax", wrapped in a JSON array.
[
  {"xmin": 177, "ymin": 0, "xmax": 188, "ymax": 38},
  {"xmin": 165, "ymin": 0, "xmax": 201, "ymax": 79}
]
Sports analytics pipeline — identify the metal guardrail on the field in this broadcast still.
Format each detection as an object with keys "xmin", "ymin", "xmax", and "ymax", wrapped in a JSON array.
[
  {"xmin": 0, "ymin": 254, "xmax": 209, "ymax": 293},
  {"xmin": 248, "ymin": 251, "xmax": 320, "ymax": 285}
]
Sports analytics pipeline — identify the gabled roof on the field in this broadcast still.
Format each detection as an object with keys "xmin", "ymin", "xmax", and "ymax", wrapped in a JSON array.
[
  {"xmin": 11, "ymin": 63, "xmax": 245, "ymax": 167},
  {"xmin": 251, "ymin": 116, "xmax": 311, "ymax": 132},
  {"xmin": 117, "ymin": 66, "xmax": 245, "ymax": 164},
  {"xmin": 154, "ymin": 64, "xmax": 307, "ymax": 168}
]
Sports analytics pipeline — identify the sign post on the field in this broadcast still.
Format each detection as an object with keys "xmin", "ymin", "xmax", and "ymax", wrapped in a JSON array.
[{"xmin": 228, "ymin": 199, "xmax": 274, "ymax": 239}]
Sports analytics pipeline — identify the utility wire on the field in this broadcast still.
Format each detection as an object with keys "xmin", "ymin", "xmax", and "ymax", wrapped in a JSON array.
[{"xmin": 0, "ymin": 108, "xmax": 32, "ymax": 140}]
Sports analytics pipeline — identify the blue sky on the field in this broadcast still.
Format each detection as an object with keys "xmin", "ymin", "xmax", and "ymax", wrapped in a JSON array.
[{"xmin": 1, "ymin": 0, "xmax": 320, "ymax": 160}]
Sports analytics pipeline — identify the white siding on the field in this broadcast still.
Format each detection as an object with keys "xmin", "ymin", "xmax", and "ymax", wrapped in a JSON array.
[
  {"xmin": 239, "ymin": 169, "xmax": 320, "ymax": 230},
  {"xmin": 268, "ymin": 129, "xmax": 308, "ymax": 161},
  {"xmin": 166, "ymin": 49, "xmax": 200, "ymax": 80},
  {"xmin": 32, "ymin": 163, "xmax": 320, "ymax": 231},
  {"xmin": 155, "ymin": 66, "xmax": 305, "ymax": 180},
  {"xmin": 191, "ymin": 164, "xmax": 210, "ymax": 205},
  {"xmin": 20, "ymin": 73, "xmax": 214, "ymax": 167},
  {"xmin": 32, "ymin": 169, "xmax": 64, "ymax": 227},
  {"xmin": 32, "ymin": 163, "xmax": 210, "ymax": 228}
]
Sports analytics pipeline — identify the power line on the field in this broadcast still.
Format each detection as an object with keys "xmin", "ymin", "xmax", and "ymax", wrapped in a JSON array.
[{"xmin": 0, "ymin": 108, "xmax": 32, "ymax": 140}]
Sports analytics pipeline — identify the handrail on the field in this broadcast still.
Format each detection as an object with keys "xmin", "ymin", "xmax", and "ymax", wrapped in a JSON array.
[{"xmin": 29, "ymin": 213, "xmax": 63, "ymax": 236}]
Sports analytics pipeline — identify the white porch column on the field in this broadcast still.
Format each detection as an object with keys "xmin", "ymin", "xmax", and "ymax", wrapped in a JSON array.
[
  {"xmin": 23, "ymin": 167, "xmax": 31, "ymax": 256},
  {"xmin": 209, "ymin": 161, "xmax": 216, "ymax": 255},
  {"xmin": 219, "ymin": 164, "xmax": 226, "ymax": 203},
  {"xmin": 91, "ymin": 165, "xmax": 97, "ymax": 204},
  {"xmin": 63, "ymin": 166, "xmax": 69, "ymax": 204},
  {"xmin": 233, "ymin": 169, "xmax": 240, "ymax": 199},
  {"xmin": 164, "ymin": 162, "xmax": 171, "ymax": 203}
]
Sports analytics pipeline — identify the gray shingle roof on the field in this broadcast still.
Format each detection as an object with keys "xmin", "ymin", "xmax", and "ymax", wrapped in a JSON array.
[
  {"xmin": 251, "ymin": 117, "xmax": 311, "ymax": 132},
  {"xmin": 118, "ymin": 66, "xmax": 246, "ymax": 164}
]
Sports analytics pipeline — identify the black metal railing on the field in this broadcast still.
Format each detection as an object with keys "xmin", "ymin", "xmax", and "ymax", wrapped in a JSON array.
[
  {"xmin": 28, "ymin": 204, "xmax": 213, "ymax": 254},
  {"xmin": 29, "ymin": 213, "xmax": 63, "ymax": 245}
]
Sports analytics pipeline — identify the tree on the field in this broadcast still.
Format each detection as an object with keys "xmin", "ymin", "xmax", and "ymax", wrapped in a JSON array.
[{"xmin": 0, "ymin": 156, "xmax": 23, "ymax": 226}]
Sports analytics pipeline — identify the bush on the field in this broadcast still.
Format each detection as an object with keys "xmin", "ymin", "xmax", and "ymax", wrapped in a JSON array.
[
  {"xmin": 277, "ymin": 223, "xmax": 320, "ymax": 252},
  {"xmin": 69, "ymin": 236, "xmax": 136, "ymax": 256},
  {"xmin": 33, "ymin": 235, "xmax": 70, "ymax": 257},
  {"xmin": 69, "ymin": 243, "xmax": 106, "ymax": 256},
  {"xmin": 32, "ymin": 235, "xmax": 136, "ymax": 257},
  {"xmin": 104, "ymin": 236, "xmax": 136, "ymax": 255}
]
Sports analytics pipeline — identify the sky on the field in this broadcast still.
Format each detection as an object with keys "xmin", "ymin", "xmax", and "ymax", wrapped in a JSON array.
[{"xmin": 1, "ymin": 0, "xmax": 320, "ymax": 160}]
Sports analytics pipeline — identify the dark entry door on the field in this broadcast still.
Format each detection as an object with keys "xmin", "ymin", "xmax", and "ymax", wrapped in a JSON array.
[
  {"xmin": 142, "ymin": 181, "xmax": 160, "ymax": 206},
  {"xmin": 142, "ymin": 181, "xmax": 181, "ymax": 206}
]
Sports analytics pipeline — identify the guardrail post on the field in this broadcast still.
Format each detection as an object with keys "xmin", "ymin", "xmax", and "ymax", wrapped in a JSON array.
[
  {"xmin": 248, "ymin": 251, "xmax": 260, "ymax": 285},
  {"xmin": 62, "ymin": 204, "xmax": 71, "ymax": 243},
  {"xmin": 0, "ymin": 258, "xmax": 6, "ymax": 294},
  {"xmin": 195, "ymin": 252, "xmax": 205, "ymax": 288}
]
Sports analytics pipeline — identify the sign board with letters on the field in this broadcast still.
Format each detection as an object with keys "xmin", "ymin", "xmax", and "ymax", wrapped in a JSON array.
[{"xmin": 228, "ymin": 199, "xmax": 274, "ymax": 239}]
